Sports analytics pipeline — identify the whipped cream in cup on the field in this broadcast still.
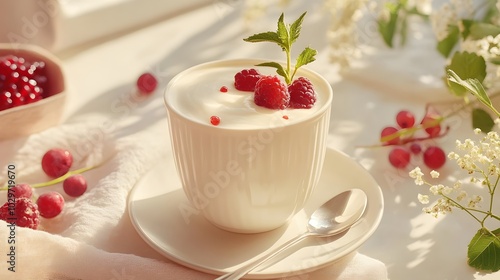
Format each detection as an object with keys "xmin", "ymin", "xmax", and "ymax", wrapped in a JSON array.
[{"xmin": 164, "ymin": 59, "xmax": 332, "ymax": 233}]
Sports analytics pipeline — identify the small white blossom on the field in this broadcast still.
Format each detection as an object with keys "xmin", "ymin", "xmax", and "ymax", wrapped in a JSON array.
[
  {"xmin": 418, "ymin": 194, "xmax": 430, "ymax": 204},
  {"xmin": 442, "ymin": 186, "xmax": 453, "ymax": 195},
  {"xmin": 457, "ymin": 190, "xmax": 467, "ymax": 201},
  {"xmin": 468, "ymin": 195, "xmax": 483, "ymax": 208},
  {"xmin": 409, "ymin": 167, "xmax": 424, "ymax": 185},
  {"xmin": 430, "ymin": 170, "xmax": 440, "ymax": 178},
  {"xmin": 430, "ymin": 3, "xmax": 457, "ymax": 41}
]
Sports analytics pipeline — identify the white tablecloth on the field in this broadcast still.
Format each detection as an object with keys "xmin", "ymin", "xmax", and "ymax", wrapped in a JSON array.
[{"xmin": 0, "ymin": 1, "xmax": 499, "ymax": 279}]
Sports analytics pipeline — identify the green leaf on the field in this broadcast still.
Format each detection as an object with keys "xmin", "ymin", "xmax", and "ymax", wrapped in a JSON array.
[
  {"xmin": 377, "ymin": 3, "xmax": 400, "ymax": 48},
  {"xmin": 461, "ymin": 19, "xmax": 474, "ymax": 39},
  {"xmin": 446, "ymin": 52, "xmax": 487, "ymax": 96},
  {"xmin": 437, "ymin": 25, "xmax": 460, "ymax": 58},
  {"xmin": 469, "ymin": 22, "xmax": 500, "ymax": 40},
  {"xmin": 243, "ymin": 31, "xmax": 284, "ymax": 49},
  {"xmin": 472, "ymin": 108, "xmax": 495, "ymax": 133},
  {"xmin": 244, "ymin": 12, "xmax": 317, "ymax": 84},
  {"xmin": 468, "ymin": 228, "xmax": 500, "ymax": 272},
  {"xmin": 290, "ymin": 12, "xmax": 306, "ymax": 45},
  {"xmin": 277, "ymin": 13, "xmax": 289, "ymax": 52},
  {"xmin": 295, "ymin": 47, "xmax": 317, "ymax": 69},
  {"xmin": 256, "ymin": 62, "xmax": 287, "ymax": 80},
  {"xmin": 447, "ymin": 69, "xmax": 491, "ymax": 106}
]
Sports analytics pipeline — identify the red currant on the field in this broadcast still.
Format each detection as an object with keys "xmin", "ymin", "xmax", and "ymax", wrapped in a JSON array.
[
  {"xmin": 381, "ymin": 126, "xmax": 400, "ymax": 145},
  {"xmin": 63, "ymin": 174, "xmax": 88, "ymax": 197},
  {"xmin": 41, "ymin": 148, "xmax": 73, "ymax": 178},
  {"xmin": 137, "ymin": 72, "xmax": 158, "ymax": 95},
  {"xmin": 410, "ymin": 143, "xmax": 422, "ymax": 155},
  {"xmin": 396, "ymin": 110, "xmax": 415, "ymax": 128},
  {"xmin": 388, "ymin": 147, "xmax": 411, "ymax": 169},
  {"xmin": 421, "ymin": 114, "xmax": 441, "ymax": 137},
  {"xmin": 423, "ymin": 146, "xmax": 446, "ymax": 169},
  {"xmin": 37, "ymin": 191, "xmax": 64, "ymax": 218}
]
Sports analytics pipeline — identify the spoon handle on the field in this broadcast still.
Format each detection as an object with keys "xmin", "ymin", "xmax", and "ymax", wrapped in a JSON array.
[{"xmin": 214, "ymin": 232, "xmax": 311, "ymax": 280}]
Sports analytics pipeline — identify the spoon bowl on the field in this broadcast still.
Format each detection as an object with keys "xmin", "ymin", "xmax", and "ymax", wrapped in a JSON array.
[
  {"xmin": 307, "ymin": 189, "xmax": 367, "ymax": 235},
  {"xmin": 215, "ymin": 188, "xmax": 367, "ymax": 280}
]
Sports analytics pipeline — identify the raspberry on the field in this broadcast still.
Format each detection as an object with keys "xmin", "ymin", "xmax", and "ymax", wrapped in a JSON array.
[
  {"xmin": 234, "ymin": 69, "xmax": 262, "ymax": 91},
  {"xmin": 63, "ymin": 174, "xmax": 88, "ymax": 197},
  {"xmin": 254, "ymin": 75, "xmax": 290, "ymax": 109},
  {"xmin": 288, "ymin": 77, "xmax": 316, "ymax": 108},
  {"xmin": 0, "ymin": 197, "xmax": 40, "ymax": 229},
  {"xmin": 8, "ymin": 184, "xmax": 33, "ymax": 199},
  {"xmin": 0, "ymin": 55, "xmax": 46, "ymax": 111},
  {"xmin": 37, "ymin": 191, "xmax": 64, "ymax": 218}
]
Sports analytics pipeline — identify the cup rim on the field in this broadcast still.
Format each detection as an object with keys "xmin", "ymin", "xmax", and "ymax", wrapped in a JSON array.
[{"xmin": 163, "ymin": 58, "xmax": 333, "ymax": 131}]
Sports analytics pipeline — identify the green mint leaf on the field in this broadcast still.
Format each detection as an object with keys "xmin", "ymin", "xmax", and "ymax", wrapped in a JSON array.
[
  {"xmin": 257, "ymin": 62, "xmax": 288, "ymax": 82},
  {"xmin": 472, "ymin": 108, "xmax": 495, "ymax": 133},
  {"xmin": 295, "ymin": 47, "xmax": 317, "ymax": 69},
  {"xmin": 437, "ymin": 25, "xmax": 460, "ymax": 58},
  {"xmin": 469, "ymin": 22, "xmax": 500, "ymax": 40},
  {"xmin": 290, "ymin": 12, "xmax": 306, "ymax": 44},
  {"xmin": 276, "ymin": 13, "xmax": 292, "ymax": 52},
  {"xmin": 245, "ymin": 12, "xmax": 316, "ymax": 84},
  {"xmin": 243, "ymin": 31, "xmax": 286, "ymax": 50},
  {"xmin": 468, "ymin": 228, "xmax": 500, "ymax": 272},
  {"xmin": 277, "ymin": 13, "xmax": 289, "ymax": 52},
  {"xmin": 446, "ymin": 52, "xmax": 487, "ymax": 96}
]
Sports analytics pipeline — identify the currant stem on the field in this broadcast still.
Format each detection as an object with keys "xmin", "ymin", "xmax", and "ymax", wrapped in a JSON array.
[{"xmin": 0, "ymin": 165, "xmax": 99, "ymax": 191}]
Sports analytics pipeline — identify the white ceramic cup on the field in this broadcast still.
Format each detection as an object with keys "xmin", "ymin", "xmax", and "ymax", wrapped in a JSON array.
[{"xmin": 164, "ymin": 59, "xmax": 332, "ymax": 233}]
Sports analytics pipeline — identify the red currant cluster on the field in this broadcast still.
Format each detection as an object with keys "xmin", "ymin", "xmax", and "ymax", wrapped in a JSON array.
[
  {"xmin": 0, "ymin": 148, "xmax": 90, "ymax": 230},
  {"xmin": 381, "ymin": 110, "xmax": 447, "ymax": 170}
]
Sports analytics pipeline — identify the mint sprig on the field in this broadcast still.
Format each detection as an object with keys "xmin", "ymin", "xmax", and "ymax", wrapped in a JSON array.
[{"xmin": 243, "ymin": 12, "xmax": 317, "ymax": 85}]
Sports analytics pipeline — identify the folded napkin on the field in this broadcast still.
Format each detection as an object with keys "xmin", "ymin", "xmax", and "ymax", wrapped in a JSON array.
[
  {"xmin": 0, "ymin": 0, "xmax": 212, "ymax": 52},
  {"xmin": 0, "ymin": 107, "xmax": 388, "ymax": 280}
]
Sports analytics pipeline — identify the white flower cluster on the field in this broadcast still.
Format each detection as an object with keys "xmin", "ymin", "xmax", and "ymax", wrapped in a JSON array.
[
  {"xmin": 409, "ymin": 127, "xmax": 500, "ymax": 218},
  {"xmin": 430, "ymin": 0, "xmax": 474, "ymax": 41},
  {"xmin": 324, "ymin": 0, "xmax": 370, "ymax": 67}
]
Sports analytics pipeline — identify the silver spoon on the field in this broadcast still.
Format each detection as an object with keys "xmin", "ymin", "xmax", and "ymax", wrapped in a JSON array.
[{"xmin": 215, "ymin": 188, "xmax": 368, "ymax": 280}]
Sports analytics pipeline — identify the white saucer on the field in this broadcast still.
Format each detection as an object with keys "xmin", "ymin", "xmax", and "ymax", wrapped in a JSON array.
[{"xmin": 128, "ymin": 147, "xmax": 384, "ymax": 278}]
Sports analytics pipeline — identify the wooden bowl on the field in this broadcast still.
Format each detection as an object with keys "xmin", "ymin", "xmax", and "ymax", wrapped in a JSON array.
[{"xmin": 0, "ymin": 43, "xmax": 66, "ymax": 140}]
